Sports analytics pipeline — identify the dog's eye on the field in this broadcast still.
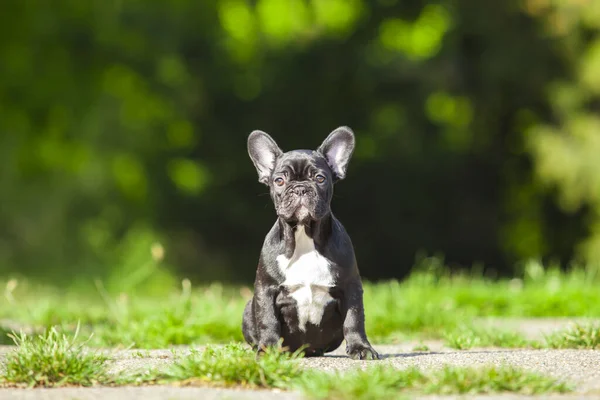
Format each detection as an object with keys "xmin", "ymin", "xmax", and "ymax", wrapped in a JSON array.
[
  {"xmin": 315, "ymin": 174, "xmax": 326, "ymax": 184},
  {"xmin": 274, "ymin": 177, "xmax": 285, "ymax": 186}
]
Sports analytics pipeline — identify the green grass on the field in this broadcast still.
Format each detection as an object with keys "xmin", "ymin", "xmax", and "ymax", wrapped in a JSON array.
[
  {"xmin": 1, "ymin": 280, "xmax": 246, "ymax": 348},
  {"xmin": 0, "ymin": 330, "xmax": 574, "ymax": 396},
  {"xmin": 442, "ymin": 323, "xmax": 600, "ymax": 350},
  {"xmin": 0, "ymin": 257, "xmax": 592, "ymax": 396},
  {"xmin": 298, "ymin": 365, "xmax": 572, "ymax": 399},
  {"xmin": 545, "ymin": 323, "xmax": 600, "ymax": 349},
  {"xmin": 0, "ymin": 325, "xmax": 109, "ymax": 387},
  {"xmin": 364, "ymin": 260, "xmax": 600, "ymax": 342},
  {"xmin": 411, "ymin": 343, "xmax": 430, "ymax": 351},
  {"xmin": 126, "ymin": 344, "xmax": 571, "ymax": 396},
  {"xmin": 142, "ymin": 343, "xmax": 305, "ymax": 388},
  {"xmin": 2, "ymin": 260, "xmax": 600, "ymax": 348},
  {"xmin": 444, "ymin": 326, "xmax": 532, "ymax": 349}
]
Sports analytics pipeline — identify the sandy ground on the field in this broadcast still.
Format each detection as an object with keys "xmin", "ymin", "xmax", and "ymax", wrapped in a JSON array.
[{"xmin": 0, "ymin": 318, "xmax": 599, "ymax": 400}]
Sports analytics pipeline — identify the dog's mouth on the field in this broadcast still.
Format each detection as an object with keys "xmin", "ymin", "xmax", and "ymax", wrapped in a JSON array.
[
  {"xmin": 277, "ymin": 190, "xmax": 326, "ymax": 223},
  {"xmin": 278, "ymin": 203, "xmax": 315, "ymax": 223}
]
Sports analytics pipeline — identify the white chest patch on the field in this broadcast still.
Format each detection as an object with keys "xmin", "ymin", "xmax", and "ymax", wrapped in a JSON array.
[{"xmin": 276, "ymin": 226, "xmax": 335, "ymax": 331}]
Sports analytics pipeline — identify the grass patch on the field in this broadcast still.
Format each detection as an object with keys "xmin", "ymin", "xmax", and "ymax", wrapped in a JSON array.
[
  {"xmin": 132, "ymin": 343, "xmax": 305, "ymax": 388},
  {"xmin": 0, "ymin": 280, "xmax": 247, "ymax": 348},
  {"xmin": 545, "ymin": 323, "xmax": 600, "ymax": 349},
  {"xmin": 444, "ymin": 326, "xmax": 532, "ymax": 349},
  {"xmin": 2, "ymin": 259, "xmax": 600, "ymax": 347},
  {"xmin": 0, "ymin": 329, "xmax": 575, "ymax": 396},
  {"xmin": 88, "ymin": 280, "xmax": 245, "ymax": 348},
  {"xmin": 444, "ymin": 323, "xmax": 600, "ymax": 350},
  {"xmin": 0, "ymin": 325, "xmax": 109, "ymax": 387},
  {"xmin": 365, "ymin": 260, "xmax": 600, "ymax": 343},
  {"xmin": 299, "ymin": 365, "xmax": 572, "ymax": 399},
  {"xmin": 123, "ymin": 345, "xmax": 570, "ymax": 396},
  {"xmin": 411, "ymin": 343, "xmax": 430, "ymax": 352}
]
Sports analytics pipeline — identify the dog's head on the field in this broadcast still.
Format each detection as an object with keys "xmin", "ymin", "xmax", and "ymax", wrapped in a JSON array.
[{"xmin": 248, "ymin": 127, "xmax": 355, "ymax": 224}]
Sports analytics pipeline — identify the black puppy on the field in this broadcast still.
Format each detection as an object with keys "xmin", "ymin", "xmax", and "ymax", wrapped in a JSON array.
[{"xmin": 242, "ymin": 127, "xmax": 379, "ymax": 360}]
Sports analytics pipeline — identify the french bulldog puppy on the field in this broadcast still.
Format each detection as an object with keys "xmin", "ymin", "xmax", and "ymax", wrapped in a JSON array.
[{"xmin": 242, "ymin": 127, "xmax": 379, "ymax": 360}]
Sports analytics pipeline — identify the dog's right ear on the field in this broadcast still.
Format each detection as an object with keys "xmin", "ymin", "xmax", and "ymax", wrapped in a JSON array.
[{"xmin": 248, "ymin": 130, "xmax": 283, "ymax": 185}]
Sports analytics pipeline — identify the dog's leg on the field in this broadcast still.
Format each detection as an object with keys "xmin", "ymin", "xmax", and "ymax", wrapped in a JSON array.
[
  {"xmin": 253, "ymin": 287, "xmax": 282, "ymax": 352},
  {"xmin": 341, "ymin": 279, "xmax": 380, "ymax": 360},
  {"xmin": 242, "ymin": 299, "xmax": 257, "ymax": 347}
]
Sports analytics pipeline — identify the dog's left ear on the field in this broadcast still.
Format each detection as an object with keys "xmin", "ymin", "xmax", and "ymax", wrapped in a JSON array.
[{"xmin": 317, "ymin": 126, "xmax": 355, "ymax": 181}]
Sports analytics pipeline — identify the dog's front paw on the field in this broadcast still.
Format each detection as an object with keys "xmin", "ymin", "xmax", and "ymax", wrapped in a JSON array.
[
  {"xmin": 346, "ymin": 343, "xmax": 380, "ymax": 360},
  {"xmin": 256, "ymin": 337, "xmax": 284, "ymax": 357}
]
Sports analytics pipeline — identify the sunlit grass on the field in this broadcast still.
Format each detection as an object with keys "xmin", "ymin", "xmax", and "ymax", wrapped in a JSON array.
[
  {"xmin": 1, "ymin": 260, "xmax": 600, "ymax": 348},
  {"xmin": 411, "ymin": 343, "xmax": 430, "ymax": 352},
  {"xmin": 147, "ymin": 343, "xmax": 305, "ymax": 388},
  {"xmin": 545, "ymin": 323, "xmax": 600, "ymax": 349},
  {"xmin": 443, "ymin": 323, "xmax": 600, "ymax": 350},
  {"xmin": 0, "ymin": 332, "xmax": 572, "ymax": 395},
  {"xmin": 365, "ymin": 260, "xmax": 600, "ymax": 343},
  {"xmin": 1, "ymin": 279, "xmax": 247, "ymax": 348},
  {"xmin": 0, "ymin": 325, "xmax": 109, "ymax": 387},
  {"xmin": 443, "ymin": 326, "xmax": 532, "ymax": 349},
  {"xmin": 298, "ymin": 365, "xmax": 572, "ymax": 399}
]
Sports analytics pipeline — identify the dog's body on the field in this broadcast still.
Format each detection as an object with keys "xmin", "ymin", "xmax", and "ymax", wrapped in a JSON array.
[{"xmin": 242, "ymin": 127, "xmax": 379, "ymax": 360}]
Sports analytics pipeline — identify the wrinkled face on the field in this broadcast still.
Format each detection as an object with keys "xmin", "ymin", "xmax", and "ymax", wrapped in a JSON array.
[
  {"xmin": 248, "ymin": 126, "xmax": 355, "ymax": 224},
  {"xmin": 269, "ymin": 151, "xmax": 333, "ymax": 223}
]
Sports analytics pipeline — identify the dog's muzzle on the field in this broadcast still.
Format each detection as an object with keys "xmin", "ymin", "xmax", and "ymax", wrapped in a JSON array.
[{"xmin": 278, "ymin": 184, "xmax": 320, "ymax": 221}]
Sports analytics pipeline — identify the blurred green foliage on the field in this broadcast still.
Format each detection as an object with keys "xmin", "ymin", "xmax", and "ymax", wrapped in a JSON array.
[
  {"xmin": 1, "ymin": 0, "xmax": 600, "ymax": 285},
  {"xmin": 528, "ymin": 0, "xmax": 600, "ymax": 267}
]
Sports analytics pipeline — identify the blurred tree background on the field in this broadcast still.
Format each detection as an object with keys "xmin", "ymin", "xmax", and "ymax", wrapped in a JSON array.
[{"xmin": 2, "ymin": 0, "xmax": 600, "ymax": 288}]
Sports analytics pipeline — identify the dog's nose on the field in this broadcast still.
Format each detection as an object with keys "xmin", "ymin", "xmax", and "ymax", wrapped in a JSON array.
[{"xmin": 293, "ymin": 186, "xmax": 309, "ymax": 196}]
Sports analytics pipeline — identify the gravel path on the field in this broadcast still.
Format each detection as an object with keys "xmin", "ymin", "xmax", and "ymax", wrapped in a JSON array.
[{"xmin": 1, "ymin": 319, "xmax": 599, "ymax": 399}]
